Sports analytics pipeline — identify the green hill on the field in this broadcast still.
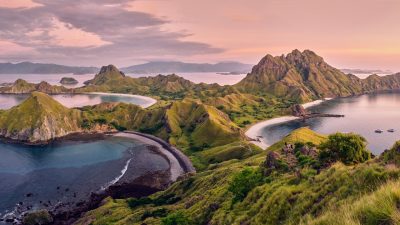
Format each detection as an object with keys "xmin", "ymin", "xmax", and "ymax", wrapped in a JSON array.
[
  {"xmin": 0, "ymin": 92, "xmax": 81, "ymax": 143},
  {"xmin": 81, "ymin": 99, "xmax": 245, "ymax": 152}
]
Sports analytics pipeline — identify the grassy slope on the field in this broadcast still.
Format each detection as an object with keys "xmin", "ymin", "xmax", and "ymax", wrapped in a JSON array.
[
  {"xmin": 73, "ymin": 128, "xmax": 400, "ymax": 225},
  {"xmin": 0, "ymin": 92, "xmax": 81, "ymax": 141}
]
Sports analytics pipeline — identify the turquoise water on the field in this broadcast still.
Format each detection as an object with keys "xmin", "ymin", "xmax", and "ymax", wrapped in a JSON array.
[
  {"xmin": 259, "ymin": 91, "xmax": 400, "ymax": 155},
  {"xmin": 0, "ymin": 93, "xmax": 153, "ymax": 109},
  {"xmin": 0, "ymin": 138, "xmax": 133, "ymax": 174}
]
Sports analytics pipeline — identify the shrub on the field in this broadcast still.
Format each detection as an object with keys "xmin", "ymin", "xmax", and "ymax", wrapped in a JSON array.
[
  {"xmin": 382, "ymin": 141, "xmax": 400, "ymax": 166},
  {"xmin": 161, "ymin": 211, "xmax": 191, "ymax": 225},
  {"xmin": 319, "ymin": 133, "xmax": 371, "ymax": 165},
  {"xmin": 228, "ymin": 167, "xmax": 263, "ymax": 202}
]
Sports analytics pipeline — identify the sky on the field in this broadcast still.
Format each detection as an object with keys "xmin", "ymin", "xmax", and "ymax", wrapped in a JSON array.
[{"xmin": 0, "ymin": 0, "xmax": 400, "ymax": 71}]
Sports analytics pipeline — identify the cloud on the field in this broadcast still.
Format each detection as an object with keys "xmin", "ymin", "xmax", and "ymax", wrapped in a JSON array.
[{"xmin": 0, "ymin": 0, "xmax": 223, "ymax": 65}]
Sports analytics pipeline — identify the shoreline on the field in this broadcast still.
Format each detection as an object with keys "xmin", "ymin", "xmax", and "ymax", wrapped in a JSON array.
[
  {"xmin": 0, "ymin": 131, "xmax": 194, "ymax": 225},
  {"xmin": 115, "ymin": 131, "xmax": 196, "ymax": 179},
  {"xmin": 87, "ymin": 92, "xmax": 157, "ymax": 108},
  {"xmin": 245, "ymin": 98, "xmax": 333, "ymax": 149}
]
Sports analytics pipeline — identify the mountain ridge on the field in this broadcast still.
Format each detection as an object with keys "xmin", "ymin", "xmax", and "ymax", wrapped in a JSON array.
[{"xmin": 236, "ymin": 49, "xmax": 400, "ymax": 102}]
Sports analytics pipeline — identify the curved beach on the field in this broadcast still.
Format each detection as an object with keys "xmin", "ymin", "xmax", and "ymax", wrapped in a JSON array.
[
  {"xmin": 246, "ymin": 98, "xmax": 333, "ymax": 149},
  {"xmin": 88, "ymin": 92, "xmax": 157, "ymax": 108},
  {"xmin": 114, "ymin": 131, "xmax": 195, "ymax": 181}
]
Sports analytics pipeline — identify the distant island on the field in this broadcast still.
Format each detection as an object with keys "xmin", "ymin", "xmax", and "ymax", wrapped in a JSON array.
[
  {"xmin": 60, "ymin": 77, "xmax": 79, "ymax": 85},
  {"xmin": 0, "ymin": 62, "xmax": 98, "ymax": 75},
  {"xmin": 0, "ymin": 61, "xmax": 253, "ymax": 75}
]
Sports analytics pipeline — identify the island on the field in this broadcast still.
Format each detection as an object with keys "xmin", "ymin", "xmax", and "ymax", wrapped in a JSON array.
[{"xmin": 60, "ymin": 77, "xmax": 79, "ymax": 85}]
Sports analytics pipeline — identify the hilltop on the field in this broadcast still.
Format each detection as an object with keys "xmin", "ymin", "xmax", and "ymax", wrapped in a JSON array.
[{"xmin": 0, "ymin": 92, "xmax": 82, "ymax": 143}]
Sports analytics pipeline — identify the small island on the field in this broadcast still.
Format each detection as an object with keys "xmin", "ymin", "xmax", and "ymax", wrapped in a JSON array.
[{"xmin": 60, "ymin": 77, "xmax": 79, "ymax": 85}]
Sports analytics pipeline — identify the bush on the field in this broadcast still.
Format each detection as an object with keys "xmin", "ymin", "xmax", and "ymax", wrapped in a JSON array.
[
  {"xmin": 319, "ymin": 132, "xmax": 371, "ymax": 165},
  {"xmin": 141, "ymin": 208, "xmax": 168, "ymax": 220},
  {"xmin": 382, "ymin": 141, "xmax": 400, "ymax": 166},
  {"xmin": 161, "ymin": 211, "xmax": 191, "ymax": 225},
  {"xmin": 228, "ymin": 167, "xmax": 263, "ymax": 202}
]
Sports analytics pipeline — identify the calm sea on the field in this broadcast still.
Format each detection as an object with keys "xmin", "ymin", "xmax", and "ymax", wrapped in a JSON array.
[{"xmin": 259, "ymin": 91, "xmax": 400, "ymax": 155}]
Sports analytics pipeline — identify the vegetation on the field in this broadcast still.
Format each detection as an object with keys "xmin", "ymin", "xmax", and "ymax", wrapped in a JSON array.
[
  {"xmin": 319, "ymin": 133, "xmax": 371, "ymax": 165},
  {"xmin": 228, "ymin": 167, "xmax": 263, "ymax": 202}
]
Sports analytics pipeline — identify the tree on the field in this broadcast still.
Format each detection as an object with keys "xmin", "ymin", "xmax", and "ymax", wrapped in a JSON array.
[
  {"xmin": 319, "ymin": 133, "xmax": 371, "ymax": 165},
  {"xmin": 161, "ymin": 211, "xmax": 191, "ymax": 225},
  {"xmin": 228, "ymin": 167, "xmax": 263, "ymax": 202}
]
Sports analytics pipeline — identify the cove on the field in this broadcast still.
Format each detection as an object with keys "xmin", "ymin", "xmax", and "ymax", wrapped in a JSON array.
[
  {"xmin": 0, "ymin": 136, "xmax": 170, "ymax": 221},
  {"xmin": 250, "ymin": 91, "xmax": 400, "ymax": 155},
  {"xmin": 0, "ymin": 92, "xmax": 156, "ymax": 110}
]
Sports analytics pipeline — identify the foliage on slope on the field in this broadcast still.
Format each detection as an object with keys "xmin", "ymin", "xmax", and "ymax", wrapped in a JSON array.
[{"xmin": 74, "ymin": 128, "xmax": 400, "ymax": 225}]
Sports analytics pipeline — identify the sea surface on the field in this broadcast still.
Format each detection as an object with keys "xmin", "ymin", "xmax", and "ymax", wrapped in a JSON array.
[
  {"xmin": 0, "ymin": 136, "xmax": 169, "ymax": 221},
  {"xmin": 0, "ymin": 93, "xmax": 155, "ymax": 109},
  {"xmin": 258, "ymin": 91, "xmax": 400, "ymax": 155},
  {"xmin": 0, "ymin": 72, "xmax": 246, "ymax": 87}
]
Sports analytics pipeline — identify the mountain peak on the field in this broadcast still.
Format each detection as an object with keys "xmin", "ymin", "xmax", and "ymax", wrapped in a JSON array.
[
  {"xmin": 99, "ymin": 65, "xmax": 123, "ymax": 75},
  {"xmin": 86, "ymin": 65, "xmax": 125, "ymax": 85},
  {"xmin": 236, "ymin": 49, "xmax": 361, "ymax": 102}
]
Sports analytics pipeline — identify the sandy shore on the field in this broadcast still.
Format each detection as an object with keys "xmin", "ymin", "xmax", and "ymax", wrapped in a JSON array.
[
  {"xmin": 246, "ymin": 98, "xmax": 333, "ymax": 149},
  {"xmin": 113, "ymin": 132, "xmax": 195, "ymax": 181},
  {"xmin": 88, "ymin": 92, "xmax": 157, "ymax": 108}
]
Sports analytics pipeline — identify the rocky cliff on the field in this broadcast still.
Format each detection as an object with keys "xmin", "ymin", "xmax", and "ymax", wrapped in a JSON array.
[{"xmin": 236, "ymin": 49, "xmax": 400, "ymax": 102}]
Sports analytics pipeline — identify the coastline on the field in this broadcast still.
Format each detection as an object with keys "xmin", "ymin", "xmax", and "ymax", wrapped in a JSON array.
[
  {"xmin": 88, "ymin": 92, "xmax": 157, "ymax": 108},
  {"xmin": 0, "ymin": 131, "xmax": 194, "ymax": 225},
  {"xmin": 246, "ymin": 98, "xmax": 333, "ymax": 149},
  {"xmin": 114, "ymin": 131, "xmax": 196, "ymax": 179}
]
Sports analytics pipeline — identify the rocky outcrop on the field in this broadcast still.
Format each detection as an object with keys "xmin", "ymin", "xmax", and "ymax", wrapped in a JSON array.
[
  {"xmin": 0, "ymin": 92, "xmax": 82, "ymax": 144},
  {"xmin": 291, "ymin": 104, "xmax": 308, "ymax": 117}
]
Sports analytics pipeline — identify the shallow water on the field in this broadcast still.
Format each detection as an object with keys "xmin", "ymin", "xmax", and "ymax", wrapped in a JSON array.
[
  {"xmin": 0, "ymin": 136, "xmax": 169, "ymax": 218},
  {"xmin": 259, "ymin": 91, "xmax": 400, "ymax": 155}
]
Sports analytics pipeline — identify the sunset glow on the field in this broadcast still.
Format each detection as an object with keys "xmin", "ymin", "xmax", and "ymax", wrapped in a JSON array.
[{"xmin": 0, "ymin": 0, "xmax": 400, "ymax": 71}]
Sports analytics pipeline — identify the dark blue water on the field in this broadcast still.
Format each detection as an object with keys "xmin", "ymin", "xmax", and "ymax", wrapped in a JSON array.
[
  {"xmin": 260, "ymin": 91, "xmax": 400, "ymax": 155},
  {"xmin": 0, "ymin": 136, "xmax": 170, "ymax": 220}
]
